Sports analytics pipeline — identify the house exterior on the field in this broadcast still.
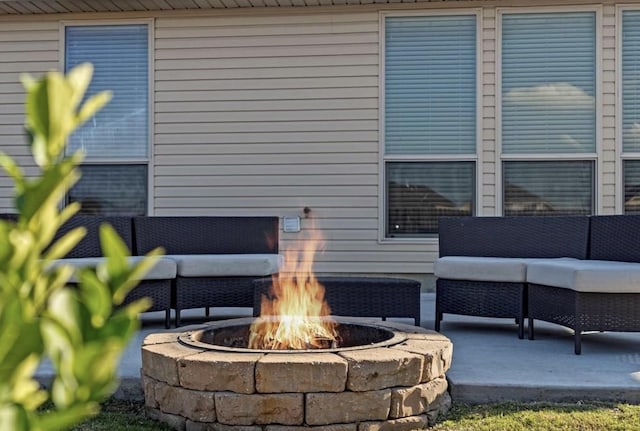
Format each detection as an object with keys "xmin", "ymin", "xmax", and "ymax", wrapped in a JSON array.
[{"xmin": 0, "ymin": 0, "xmax": 639, "ymax": 284}]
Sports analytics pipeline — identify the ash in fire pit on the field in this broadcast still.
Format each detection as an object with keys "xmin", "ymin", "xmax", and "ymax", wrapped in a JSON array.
[{"xmin": 179, "ymin": 317, "xmax": 405, "ymax": 353}]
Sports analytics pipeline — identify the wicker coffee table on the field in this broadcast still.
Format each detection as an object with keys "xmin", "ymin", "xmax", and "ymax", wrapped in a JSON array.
[{"xmin": 253, "ymin": 276, "xmax": 421, "ymax": 325}]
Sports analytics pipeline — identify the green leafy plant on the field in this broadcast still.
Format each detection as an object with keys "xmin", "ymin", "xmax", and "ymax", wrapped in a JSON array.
[{"xmin": 0, "ymin": 64, "xmax": 161, "ymax": 431}]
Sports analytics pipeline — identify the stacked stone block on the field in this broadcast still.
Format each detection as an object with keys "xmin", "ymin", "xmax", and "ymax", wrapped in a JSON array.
[{"xmin": 142, "ymin": 321, "xmax": 452, "ymax": 431}]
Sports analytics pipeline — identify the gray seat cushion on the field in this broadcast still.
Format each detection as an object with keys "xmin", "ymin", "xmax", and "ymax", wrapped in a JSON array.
[
  {"xmin": 47, "ymin": 256, "xmax": 177, "ymax": 282},
  {"xmin": 435, "ymin": 256, "xmax": 531, "ymax": 282},
  {"xmin": 165, "ymin": 253, "xmax": 283, "ymax": 277},
  {"xmin": 527, "ymin": 259, "xmax": 640, "ymax": 293}
]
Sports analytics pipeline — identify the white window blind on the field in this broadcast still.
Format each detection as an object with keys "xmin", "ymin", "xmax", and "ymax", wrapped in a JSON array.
[
  {"xmin": 385, "ymin": 15, "xmax": 476, "ymax": 155},
  {"xmin": 501, "ymin": 12, "xmax": 596, "ymax": 154},
  {"xmin": 65, "ymin": 25, "xmax": 148, "ymax": 159},
  {"xmin": 623, "ymin": 11, "xmax": 640, "ymax": 153}
]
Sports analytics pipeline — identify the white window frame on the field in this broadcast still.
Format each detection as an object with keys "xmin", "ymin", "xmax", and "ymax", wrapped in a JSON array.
[
  {"xmin": 617, "ymin": 5, "xmax": 640, "ymax": 214},
  {"xmin": 496, "ymin": 6, "xmax": 602, "ymax": 216},
  {"xmin": 378, "ymin": 9, "xmax": 482, "ymax": 243},
  {"xmin": 60, "ymin": 19, "xmax": 154, "ymax": 216}
]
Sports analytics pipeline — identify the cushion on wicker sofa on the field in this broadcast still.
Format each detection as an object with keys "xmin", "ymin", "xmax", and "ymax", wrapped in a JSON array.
[
  {"xmin": 47, "ymin": 256, "xmax": 178, "ymax": 282},
  {"xmin": 165, "ymin": 253, "xmax": 283, "ymax": 277},
  {"xmin": 435, "ymin": 256, "xmax": 531, "ymax": 282},
  {"xmin": 527, "ymin": 259, "xmax": 640, "ymax": 293}
]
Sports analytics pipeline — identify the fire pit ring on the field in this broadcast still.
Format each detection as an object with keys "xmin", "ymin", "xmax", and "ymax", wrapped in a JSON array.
[
  {"xmin": 178, "ymin": 316, "xmax": 407, "ymax": 353},
  {"xmin": 142, "ymin": 317, "xmax": 453, "ymax": 430}
]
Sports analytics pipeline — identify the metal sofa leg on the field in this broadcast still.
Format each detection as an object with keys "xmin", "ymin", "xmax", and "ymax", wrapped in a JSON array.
[
  {"xmin": 528, "ymin": 317, "xmax": 535, "ymax": 340},
  {"xmin": 574, "ymin": 331, "xmax": 582, "ymax": 355},
  {"xmin": 164, "ymin": 309, "xmax": 171, "ymax": 329},
  {"xmin": 517, "ymin": 318, "xmax": 524, "ymax": 340},
  {"xmin": 175, "ymin": 308, "xmax": 181, "ymax": 328}
]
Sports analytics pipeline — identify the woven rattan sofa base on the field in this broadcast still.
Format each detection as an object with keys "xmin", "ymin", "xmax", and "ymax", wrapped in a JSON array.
[
  {"xmin": 174, "ymin": 276, "xmax": 257, "ymax": 327},
  {"xmin": 528, "ymin": 283, "xmax": 640, "ymax": 354},
  {"xmin": 435, "ymin": 279, "xmax": 526, "ymax": 339},
  {"xmin": 253, "ymin": 276, "xmax": 422, "ymax": 325},
  {"xmin": 121, "ymin": 280, "xmax": 172, "ymax": 329}
]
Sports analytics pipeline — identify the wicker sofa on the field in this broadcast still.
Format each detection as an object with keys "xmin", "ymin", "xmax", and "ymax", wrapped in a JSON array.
[
  {"xmin": 25, "ymin": 214, "xmax": 281, "ymax": 328},
  {"xmin": 434, "ymin": 216, "xmax": 590, "ymax": 340},
  {"xmin": 435, "ymin": 215, "xmax": 640, "ymax": 354}
]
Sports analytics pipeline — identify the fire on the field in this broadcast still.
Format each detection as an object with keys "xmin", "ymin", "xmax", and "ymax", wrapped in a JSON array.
[{"xmin": 248, "ymin": 220, "xmax": 338, "ymax": 350}]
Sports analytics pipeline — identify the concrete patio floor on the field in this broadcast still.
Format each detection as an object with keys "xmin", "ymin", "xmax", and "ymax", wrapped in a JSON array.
[{"xmin": 37, "ymin": 292, "xmax": 640, "ymax": 404}]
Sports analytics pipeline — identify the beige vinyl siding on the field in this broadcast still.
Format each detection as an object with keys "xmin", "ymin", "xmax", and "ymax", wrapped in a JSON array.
[
  {"xmin": 0, "ymin": 0, "xmax": 634, "ymax": 277},
  {"xmin": 153, "ymin": 12, "xmax": 436, "ymax": 274},
  {"xmin": 601, "ymin": 3, "xmax": 616, "ymax": 213},
  {"xmin": 0, "ymin": 21, "xmax": 58, "ymax": 212},
  {"xmin": 481, "ymin": 6, "xmax": 497, "ymax": 215}
]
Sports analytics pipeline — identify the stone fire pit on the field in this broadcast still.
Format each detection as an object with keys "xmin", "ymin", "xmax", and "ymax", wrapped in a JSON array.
[{"xmin": 142, "ymin": 317, "xmax": 453, "ymax": 430}]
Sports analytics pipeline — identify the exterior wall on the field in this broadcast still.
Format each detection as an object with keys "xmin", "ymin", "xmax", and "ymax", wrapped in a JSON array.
[
  {"xmin": 0, "ymin": 1, "xmax": 635, "ymax": 278},
  {"xmin": 0, "ymin": 20, "xmax": 58, "ymax": 210}
]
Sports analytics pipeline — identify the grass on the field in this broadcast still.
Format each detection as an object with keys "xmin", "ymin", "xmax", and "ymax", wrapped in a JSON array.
[
  {"xmin": 429, "ymin": 401, "xmax": 640, "ymax": 431},
  {"xmin": 70, "ymin": 399, "xmax": 172, "ymax": 431},
  {"xmin": 68, "ymin": 400, "xmax": 640, "ymax": 431}
]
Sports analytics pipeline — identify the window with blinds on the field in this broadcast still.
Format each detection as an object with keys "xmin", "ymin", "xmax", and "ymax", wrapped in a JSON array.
[
  {"xmin": 500, "ymin": 11, "xmax": 596, "ymax": 217},
  {"xmin": 383, "ymin": 14, "xmax": 477, "ymax": 237},
  {"xmin": 624, "ymin": 160, "xmax": 640, "ymax": 214},
  {"xmin": 501, "ymin": 12, "xmax": 596, "ymax": 154},
  {"xmin": 623, "ymin": 10, "xmax": 640, "ymax": 154},
  {"xmin": 503, "ymin": 161, "xmax": 594, "ymax": 216},
  {"xmin": 623, "ymin": 10, "xmax": 640, "ymax": 214},
  {"xmin": 64, "ymin": 24, "xmax": 149, "ymax": 216}
]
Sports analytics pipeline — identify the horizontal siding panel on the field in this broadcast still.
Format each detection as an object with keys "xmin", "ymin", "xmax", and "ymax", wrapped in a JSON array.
[
  {"xmin": 154, "ymin": 174, "xmax": 377, "ymax": 186},
  {"xmin": 154, "ymin": 196, "xmax": 378, "ymax": 208},
  {"xmin": 155, "ymin": 98, "xmax": 378, "ymax": 112},
  {"xmin": 156, "ymin": 44, "xmax": 378, "ymax": 60},
  {"xmin": 154, "ymin": 142, "xmax": 375, "ymax": 155},
  {"xmin": 155, "ymin": 185, "xmax": 376, "ymax": 197},
  {"xmin": 313, "ymin": 262, "xmax": 434, "ymax": 274},
  {"xmin": 156, "ymin": 76, "xmax": 378, "ymax": 91},
  {"xmin": 155, "ymin": 55, "xmax": 378, "ymax": 70},
  {"xmin": 0, "ymin": 40, "xmax": 57, "ymax": 52},
  {"xmin": 156, "ymin": 22, "xmax": 378, "ymax": 39},
  {"xmin": 154, "ymin": 131, "xmax": 378, "ymax": 144},
  {"xmin": 155, "ymin": 163, "xmax": 377, "ymax": 175},
  {"xmin": 154, "ymin": 153, "xmax": 378, "ymax": 165},
  {"xmin": 301, "ymin": 251, "xmax": 430, "ymax": 263},
  {"xmin": 155, "ymin": 109, "xmax": 377, "ymax": 123},
  {"xmin": 155, "ymin": 87, "xmax": 376, "ymax": 101},
  {"xmin": 0, "ymin": 30, "xmax": 58, "ymax": 42},
  {"xmin": 155, "ymin": 32, "xmax": 378, "ymax": 49},
  {"xmin": 0, "ymin": 50, "xmax": 57, "ymax": 62},
  {"xmin": 0, "ymin": 114, "xmax": 23, "ymax": 125},
  {"xmin": 0, "ymin": 103, "xmax": 22, "ymax": 115},
  {"xmin": 0, "ymin": 61, "xmax": 58, "ymax": 73},
  {"xmin": 155, "ymin": 65, "xmax": 378, "ymax": 80},
  {"xmin": 0, "ymin": 83, "xmax": 24, "ymax": 94},
  {"xmin": 156, "ymin": 13, "xmax": 377, "ymax": 29},
  {"xmin": 155, "ymin": 120, "xmax": 376, "ymax": 134},
  {"xmin": 153, "ymin": 207, "xmax": 379, "ymax": 218}
]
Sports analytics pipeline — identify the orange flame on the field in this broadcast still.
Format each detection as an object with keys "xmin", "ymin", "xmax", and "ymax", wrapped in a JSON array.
[{"xmin": 248, "ymin": 220, "xmax": 337, "ymax": 350}]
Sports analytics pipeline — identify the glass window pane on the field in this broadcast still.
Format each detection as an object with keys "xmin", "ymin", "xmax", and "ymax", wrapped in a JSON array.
[
  {"xmin": 503, "ymin": 161, "xmax": 593, "ymax": 216},
  {"xmin": 624, "ymin": 160, "xmax": 640, "ymax": 214},
  {"xmin": 68, "ymin": 165, "xmax": 147, "ymax": 216},
  {"xmin": 501, "ymin": 12, "xmax": 596, "ymax": 154},
  {"xmin": 65, "ymin": 25, "xmax": 148, "ymax": 159},
  {"xmin": 387, "ymin": 162, "xmax": 475, "ymax": 237},
  {"xmin": 622, "ymin": 11, "xmax": 640, "ymax": 152},
  {"xmin": 385, "ymin": 15, "xmax": 476, "ymax": 155}
]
